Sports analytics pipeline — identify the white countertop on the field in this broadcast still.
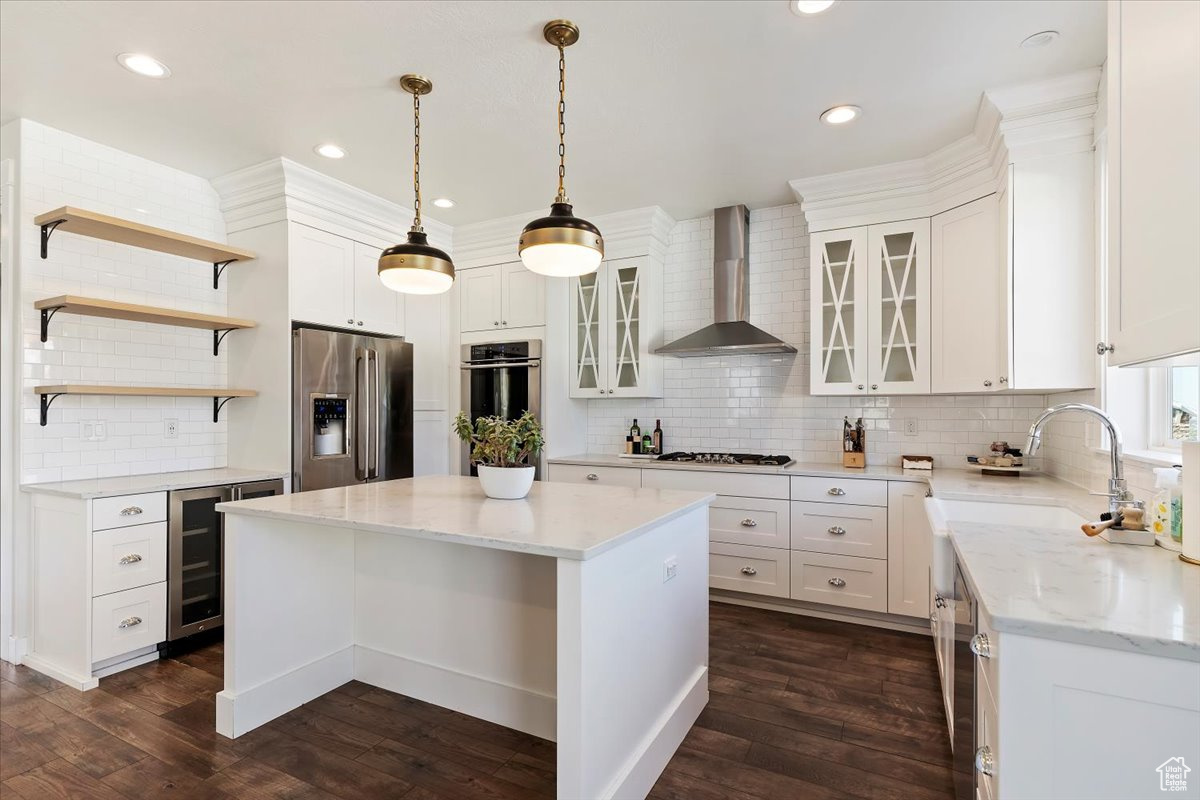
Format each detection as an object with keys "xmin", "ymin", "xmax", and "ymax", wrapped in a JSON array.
[
  {"xmin": 927, "ymin": 473, "xmax": 1200, "ymax": 661},
  {"xmin": 548, "ymin": 453, "xmax": 927, "ymax": 481},
  {"xmin": 20, "ymin": 467, "xmax": 289, "ymax": 499},
  {"xmin": 217, "ymin": 474, "xmax": 714, "ymax": 561}
]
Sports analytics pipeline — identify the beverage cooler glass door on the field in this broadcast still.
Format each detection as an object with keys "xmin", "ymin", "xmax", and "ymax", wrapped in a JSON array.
[{"xmin": 168, "ymin": 486, "xmax": 231, "ymax": 640}]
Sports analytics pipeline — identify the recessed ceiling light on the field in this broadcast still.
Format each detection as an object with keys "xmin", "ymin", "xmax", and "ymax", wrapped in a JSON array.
[
  {"xmin": 791, "ymin": 0, "xmax": 838, "ymax": 16},
  {"xmin": 116, "ymin": 53, "xmax": 170, "ymax": 78},
  {"xmin": 432, "ymin": 198, "xmax": 455, "ymax": 209},
  {"xmin": 314, "ymin": 143, "xmax": 347, "ymax": 159},
  {"xmin": 820, "ymin": 105, "xmax": 861, "ymax": 125},
  {"xmin": 1020, "ymin": 30, "xmax": 1060, "ymax": 48}
]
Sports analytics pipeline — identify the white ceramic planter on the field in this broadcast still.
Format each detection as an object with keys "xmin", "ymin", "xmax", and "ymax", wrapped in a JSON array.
[{"xmin": 477, "ymin": 465, "xmax": 536, "ymax": 500}]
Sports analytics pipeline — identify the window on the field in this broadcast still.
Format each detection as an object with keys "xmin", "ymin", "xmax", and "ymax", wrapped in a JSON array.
[{"xmin": 1161, "ymin": 365, "xmax": 1199, "ymax": 446}]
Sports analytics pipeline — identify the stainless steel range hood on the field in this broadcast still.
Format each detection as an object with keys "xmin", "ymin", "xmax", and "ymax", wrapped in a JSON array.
[{"xmin": 656, "ymin": 205, "xmax": 798, "ymax": 357}]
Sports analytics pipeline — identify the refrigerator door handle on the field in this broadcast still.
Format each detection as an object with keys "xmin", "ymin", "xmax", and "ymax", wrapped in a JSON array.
[
  {"xmin": 368, "ymin": 348, "xmax": 380, "ymax": 479},
  {"xmin": 355, "ymin": 347, "xmax": 368, "ymax": 481}
]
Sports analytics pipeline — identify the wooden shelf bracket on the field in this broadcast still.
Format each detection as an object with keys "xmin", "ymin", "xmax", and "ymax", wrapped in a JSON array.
[{"xmin": 40, "ymin": 218, "xmax": 67, "ymax": 259}]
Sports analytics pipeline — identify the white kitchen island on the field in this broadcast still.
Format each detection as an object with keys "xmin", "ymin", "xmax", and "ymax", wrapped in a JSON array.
[{"xmin": 215, "ymin": 475, "xmax": 714, "ymax": 800}]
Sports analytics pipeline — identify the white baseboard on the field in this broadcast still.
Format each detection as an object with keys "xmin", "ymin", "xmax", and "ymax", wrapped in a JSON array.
[
  {"xmin": 3, "ymin": 635, "xmax": 27, "ymax": 665},
  {"xmin": 92, "ymin": 646, "xmax": 159, "ymax": 679},
  {"xmin": 216, "ymin": 645, "xmax": 354, "ymax": 738},
  {"xmin": 603, "ymin": 666, "xmax": 709, "ymax": 800},
  {"xmin": 355, "ymin": 645, "xmax": 557, "ymax": 741},
  {"xmin": 712, "ymin": 591, "xmax": 932, "ymax": 636},
  {"xmin": 21, "ymin": 652, "xmax": 98, "ymax": 690}
]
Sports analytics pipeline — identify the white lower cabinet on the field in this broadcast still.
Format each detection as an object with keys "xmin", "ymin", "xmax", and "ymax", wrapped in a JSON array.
[
  {"xmin": 709, "ymin": 497, "xmax": 790, "ymax": 549},
  {"xmin": 709, "ymin": 542, "xmax": 790, "ymax": 598},
  {"xmin": 91, "ymin": 582, "xmax": 166, "ymax": 663},
  {"xmin": 791, "ymin": 501, "xmax": 887, "ymax": 560},
  {"xmin": 547, "ymin": 463, "xmax": 642, "ymax": 488},
  {"xmin": 887, "ymin": 481, "xmax": 933, "ymax": 618},
  {"xmin": 91, "ymin": 522, "xmax": 167, "ymax": 597},
  {"xmin": 790, "ymin": 551, "xmax": 888, "ymax": 612}
]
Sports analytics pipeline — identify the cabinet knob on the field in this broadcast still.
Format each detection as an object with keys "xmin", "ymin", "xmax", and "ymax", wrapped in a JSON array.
[
  {"xmin": 969, "ymin": 632, "xmax": 992, "ymax": 659},
  {"xmin": 857, "ymin": 384, "xmax": 864, "ymax": 391},
  {"xmin": 826, "ymin": 526, "xmax": 846, "ymax": 536},
  {"xmin": 502, "ymin": 321, "xmax": 507, "ymax": 326},
  {"xmin": 357, "ymin": 321, "xmax": 364, "ymax": 326},
  {"xmin": 827, "ymin": 577, "xmax": 847, "ymax": 588},
  {"xmin": 934, "ymin": 593, "xmax": 946, "ymax": 609},
  {"xmin": 586, "ymin": 473, "xmax": 599, "ymax": 481},
  {"xmin": 494, "ymin": 321, "xmax": 500, "ymax": 326},
  {"xmin": 118, "ymin": 616, "xmax": 143, "ymax": 629},
  {"xmin": 984, "ymin": 380, "xmax": 993, "ymax": 387},
  {"xmin": 117, "ymin": 553, "xmax": 143, "ymax": 565},
  {"xmin": 598, "ymin": 390, "xmax": 604, "ymax": 395},
  {"xmin": 1096, "ymin": 342, "xmax": 1115, "ymax": 356},
  {"xmin": 740, "ymin": 518, "xmax": 758, "ymax": 528},
  {"xmin": 740, "ymin": 566, "xmax": 758, "ymax": 576},
  {"xmin": 119, "ymin": 506, "xmax": 143, "ymax": 516},
  {"xmin": 974, "ymin": 746, "xmax": 995, "ymax": 776},
  {"xmin": 930, "ymin": 611, "xmax": 939, "ymax": 624},
  {"xmin": 870, "ymin": 384, "xmax": 878, "ymax": 391},
  {"xmin": 999, "ymin": 376, "xmax": 1008, "ymax": 384},
  {"xmin": 607, "ymin": 389, "xmax": 614, "ymax": 394},
  {"xmin": 347, "ymin": 318, "xmax": 354, "ymax": 324},
  {"xmin": 827, "ymin": 487, "xmax": 846, "ymax": 496}
]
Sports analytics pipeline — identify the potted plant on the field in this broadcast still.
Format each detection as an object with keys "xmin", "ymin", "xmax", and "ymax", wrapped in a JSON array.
[{"xmin": 453, "ymin": 410, "xmax": 544, "ymax": 500}]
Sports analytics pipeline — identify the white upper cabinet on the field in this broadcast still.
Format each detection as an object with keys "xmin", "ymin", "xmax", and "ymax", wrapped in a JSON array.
[
  {"xmin": 810, "ymin": 221, "xmax": 928, "ymax": 395},
  {"xmin": 459, "ymin": 262, "xmax": 545, "ymax": 333},
  {"xmin": 570, "ymin": 257, "xmax": 663, "ymax": 398},
  {"xmin": 931, "ymin": 195, "xmax": 1003, "ymax": 393},
  {"xmin": 1106, "ymin": 0, "xmax": 1200, "ymax": 365},
  {"xmin": 289, "ymin": 223, "xmax": 403, "ymax": 336}
]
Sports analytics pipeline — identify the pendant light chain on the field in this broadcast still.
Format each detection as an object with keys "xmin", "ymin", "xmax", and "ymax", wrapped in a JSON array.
[
  {"xmin": 412, "ymin": 90, "xmax": 423, "ymax": 231},
  {"xmin": 556, "ymin": 44, "xmax": 567, "ymax": 204}
]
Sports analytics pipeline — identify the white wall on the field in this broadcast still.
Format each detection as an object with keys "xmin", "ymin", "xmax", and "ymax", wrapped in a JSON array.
[
  {"xmin": 586, "ymin": 204, "xmax": 1051, "ymax": 465},
  {"xmin": 16, "ymin": 119, "xmax": 232, "ymax": 484}
]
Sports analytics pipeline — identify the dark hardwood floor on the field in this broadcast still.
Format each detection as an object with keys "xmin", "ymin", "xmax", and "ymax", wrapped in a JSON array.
[{"xmin": 0, "ymin": 602, "xmax": 954, "ymax": 799}]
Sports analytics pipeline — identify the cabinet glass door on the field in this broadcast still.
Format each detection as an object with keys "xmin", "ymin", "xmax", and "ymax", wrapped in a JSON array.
[
  {"xmin": 169, "ymin": 486, "xmax": 230, "ymax": 640},
  {"xmin": 571, "ymin": 272, "xmax": 604, "ymax": 397},
  {"xmin": 868, "ymin": 220, "xmax": 930, "ymax": 394},
  {"xmin": 810, "ymin": 229, "xmax": 868, "ymax": 395},
  {"xmin": 609, "ymin": 261, "xmax": 643, "ymax": 395}
]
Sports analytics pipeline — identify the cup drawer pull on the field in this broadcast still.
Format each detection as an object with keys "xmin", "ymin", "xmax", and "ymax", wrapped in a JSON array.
[
  {"xmin": 740, "ymin": 518, "xmax": 758, "ymax": 528},
  {"xmin": 827, "ymin": 487, "xmax": 846, "ymax": 496},
  {"xmin": 119, "ymin": 506, "xmax": 144, "ymax": 516},
  {"xmin": 740, "ymin": 566, "xmax": 758, "ymax": 576},
  {"xmin": 586, "ymin": 473, "xmax": 599, "ymax": 481},
  {"xmin": 975, "ymin": 746, "xmax": 995, "ymax": 776},
  {"xmin": 118, "ymin": 616, "xmax": 142, "ymax": 629},
  {"xmin": 826, "ymin": 526, "xmax": 846, "ymax": 535},
  {"xmin": 969, "ymin": 632, "xmax": 992, "ymax": 658},
  {"xmin": 827, "ymin": 577, "xmax": 846, "ymax": 588},
  {"xmin": 117, "ymin": 553, "xmax": 143, "ymax": 565}
]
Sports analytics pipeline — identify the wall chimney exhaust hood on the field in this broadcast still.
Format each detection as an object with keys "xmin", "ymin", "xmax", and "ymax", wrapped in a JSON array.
[{"xmin": 656, "ymin": 205, "xmax": 798, "ymax": 358}]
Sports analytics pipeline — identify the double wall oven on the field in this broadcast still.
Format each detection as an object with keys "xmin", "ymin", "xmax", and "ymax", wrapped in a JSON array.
[{"xmin": 460, "ymin": 340, "xmax": 542, "ymax": 476}]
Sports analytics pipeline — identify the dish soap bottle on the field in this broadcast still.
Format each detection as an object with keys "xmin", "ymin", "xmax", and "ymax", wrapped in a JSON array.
[{"xmin": 1151, "ymin": 466, "xmax": 1183, "ymax": 549}]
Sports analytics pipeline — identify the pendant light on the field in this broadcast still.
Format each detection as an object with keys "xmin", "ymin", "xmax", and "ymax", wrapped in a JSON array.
[
  {"xmin": 379, "ymin": 74, "xmax": 455, "ymax": 295},
  {"xmin": 518, "ymin": 20, "xmax": 604, "ymax": 278}
]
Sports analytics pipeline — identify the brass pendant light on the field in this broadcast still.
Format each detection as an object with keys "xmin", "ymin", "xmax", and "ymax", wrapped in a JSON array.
[
  {"xmin": 518, "ymin": 20, "xmax": 604, "ymax": 278},
  {"xmin": 379, "ymin": 74, "xmax": 455, "ymax": 295}
]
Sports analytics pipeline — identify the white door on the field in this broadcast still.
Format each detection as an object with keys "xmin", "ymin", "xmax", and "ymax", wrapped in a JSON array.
[
  {"xmin": 289, "ymin": 224, "xmax": 354, "ymax": 328},
  {"xmin": 931, "ymin": 196, "xmax": 1002, "ymax": 393},
  {"xmin": 459, "ymin": 265, "xmax": 502, "ymax": 333},
  {"xmin": 501, "ymin": 261, "xmax": 545, "ymax": 329},
  {"xmin": 352, "ymin": 241, "xmax": 403, "ymax": 335},
  {"xmin": 868, "ymin": 220, "xmax": 930, "ymax": 394},
  {"xmin": 569, "ymin": 268, "xmax": 606, "ymax": 398},
  {"xmin": 1107, "ymin": 0, "xmax": 1200, "ymax": 365},
  {"xmin": 887, "ymin": 481, "xmax": 932, "ymax": 618},
  {"xmin": 606, "ymin": 259, "xmax": 648, "ymax": 398},
  {"xmin": 810, "ymin": 228, "xmax": 869, "ymax": 396}
]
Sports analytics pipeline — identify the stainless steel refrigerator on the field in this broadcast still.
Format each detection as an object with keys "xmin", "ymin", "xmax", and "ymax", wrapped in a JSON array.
[{"xmin": 292, "ymin": 325, "xmax": 413, "ymax": 492}]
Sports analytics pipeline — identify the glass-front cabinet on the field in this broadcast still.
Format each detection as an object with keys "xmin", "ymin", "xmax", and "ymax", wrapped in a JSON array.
[
  {"xmin": 570, "ymin": 257, "xmax": 662, "ymax": 399},
  {"xmin": 810, "ymin": 220, "xmax": 929, "ymax": 395}
]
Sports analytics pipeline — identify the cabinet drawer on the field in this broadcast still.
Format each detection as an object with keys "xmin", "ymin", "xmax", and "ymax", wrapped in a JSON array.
[
  {"xmin": 975, "ymin": 612, "xmax": 999, "ymax": 708},
  {"xmin": 790, "ymin": 476, "xmax": 887, "ymax": 507},
  {"xmin": 91, "ymin": 492, "xmax": 167, "ymax": 531},
  {"xmin": 92, "ymin": 522, "xmax": 167, "ymax": 597},
  {"xmin": 91, "ymin": 582, "xmax": 166, "ymax": 663},
  {"xmin": 790, "ymin": 551, "xmax": 887, "ymax": 612},
  {"xmin": 549, "ymin": 464, "xmax": 641, "ymax": 488},
  {"xmin": 710, "ymin": 497, "xmax": 790, "ymax": 548},
  {"xmin": 791, "ymin": 501, "xmax": 887, "ymax": 559},
  {"xmin": 976, "ymin": 669, "xmax": 999, "ymax": 799},
  {"xmin": 710, "ymin": 542, "xmax": 790, "ymax": 598},
  {"xmin": 643, "ymin": 469, "xmax": 789, "ymax": 500}
]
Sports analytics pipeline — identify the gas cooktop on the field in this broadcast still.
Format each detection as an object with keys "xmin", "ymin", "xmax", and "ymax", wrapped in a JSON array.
[{"xmin": 655, "ymin": 452, "xmax": 795, "ymax": 467}]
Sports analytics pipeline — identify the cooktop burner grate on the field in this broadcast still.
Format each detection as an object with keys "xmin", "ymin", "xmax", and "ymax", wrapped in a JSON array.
[{"xmin": 656, "ymin": 452, "xmax": 794, "ymax": 467}]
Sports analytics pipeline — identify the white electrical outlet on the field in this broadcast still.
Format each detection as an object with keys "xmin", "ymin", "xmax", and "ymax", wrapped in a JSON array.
[
  {"xmin": 93, "ymin": 421, "xmax": 106, "ymax": 441},
  {"xmin": 165, "ymin": 418, "xmax": 179, "ymax": 439},
  {"xmin": 663, "ymin": 557, "xmax": 678, "ymax": 583},
  {"xmin": 905, "ymin": 419, "xmax": 919, "ymax": 436},
  {"xmin": 82, "ymin": 420, "xmax": 106, "ymax": 442}
]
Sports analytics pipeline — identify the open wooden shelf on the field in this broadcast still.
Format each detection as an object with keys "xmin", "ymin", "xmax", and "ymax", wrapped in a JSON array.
[
  {"xmin": 33, "ymin": 207, "xmax": 256, "ymax": 288},
  {"xmin": 34, "ymin": 295, "xmax": 256, "ymax": 355},
  {"xmin": 34, "ymin": 385, "xmax": 257, "ymax": 426}
]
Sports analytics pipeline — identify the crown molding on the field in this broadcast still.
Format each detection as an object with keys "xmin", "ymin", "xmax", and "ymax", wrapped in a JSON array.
[
  {"xmin": 453, "ymin": 205, "xmax": 675, "ymax": 270},
  {"xmin": 212, "ymin": 158, "xmax": 451, "ymax": 251},
  {"xmin": 790, "ymin": 68, "xmax": 1100, "ymax": 232}
]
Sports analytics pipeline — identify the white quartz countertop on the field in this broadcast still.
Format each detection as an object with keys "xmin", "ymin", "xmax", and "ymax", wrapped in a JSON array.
[
  {"xmin": 217, "ymin": 475, "xmax": 714, "ymax": 561},
  {"xmin": 927, "ymin": 473, "xmax": 1200, "ymax": 661},
  {"xmin": 20, "ymin": 468, "xmax": 289, "ymax": 499},
  {"xmin": 548, "ymin": 453, "xmax": 927, "ymax": 481}
]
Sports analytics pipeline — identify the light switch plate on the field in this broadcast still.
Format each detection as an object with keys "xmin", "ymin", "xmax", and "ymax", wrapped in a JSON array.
[{"xmin": 663, "ymin": 557, "xmax": 678, "ymax": 583}]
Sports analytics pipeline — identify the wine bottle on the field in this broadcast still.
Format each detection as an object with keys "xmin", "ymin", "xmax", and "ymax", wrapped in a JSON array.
[
  {"xmin": 653, "ymin": 420, "xmax": 663, "ymax": 455},
  {"xmin": 630, "ymin": 419, "xmax": 641, "ymax": 441}
]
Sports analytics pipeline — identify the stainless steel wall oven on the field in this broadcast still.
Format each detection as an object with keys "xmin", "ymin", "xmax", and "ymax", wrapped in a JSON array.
[{"xmin": 460, "ymin": 340, "xmax": 542, "ymax": 476}]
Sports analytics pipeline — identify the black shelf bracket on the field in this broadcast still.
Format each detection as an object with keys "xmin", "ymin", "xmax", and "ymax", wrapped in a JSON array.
[
  {"xmin": 212, "ymin": 328, "xmax": 235, "ymax": 356},
  {"xmin": 39, "ymin": 392, "xmax": 64, "ymax": 426},
  {"xmin": 40, "ymin": 305, "xmax": 65, "ymax": 343},
  {"xmin": 40, "ymin": 219, "xmax": 66, "ymax": 259},
  {"xmin": 213, "ymin": 396, "xmax": 235, "ymax": 423},
  {"xmin": 213, "ymin": 259, "xmax": 237, "ymax": 290}
]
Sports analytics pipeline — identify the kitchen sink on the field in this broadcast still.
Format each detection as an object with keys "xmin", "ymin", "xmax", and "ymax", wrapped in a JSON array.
[{"xmin": 934, "ymin": 498, "xmax": 1087, "ymax": 529}]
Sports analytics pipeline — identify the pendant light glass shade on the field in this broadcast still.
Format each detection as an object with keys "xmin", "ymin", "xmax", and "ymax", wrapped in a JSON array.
[
  {"xmin": 519, "ymin": 21, "xmax": 603, "ymax": 278},
  {"xmin": 379, "ymin": 74, "xmax": 455, "ymax": 295}
]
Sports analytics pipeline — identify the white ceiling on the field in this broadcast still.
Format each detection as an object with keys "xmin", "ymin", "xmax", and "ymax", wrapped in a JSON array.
[{"xmin": 0, "ymin": 0, "xmax": 1105, "ymax": 225}]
